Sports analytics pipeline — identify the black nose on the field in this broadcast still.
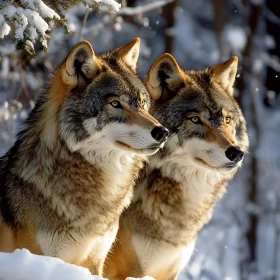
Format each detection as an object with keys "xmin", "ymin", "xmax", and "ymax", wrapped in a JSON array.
[
  {"xmin": 151, "ymin": 126, "xmax": 169, "ymax": 143},
  {"xmin": 225, "ymin": 146, "xmax": 244, "ymax": 163}
]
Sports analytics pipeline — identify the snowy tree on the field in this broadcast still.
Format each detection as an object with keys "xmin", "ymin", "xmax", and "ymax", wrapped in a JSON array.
[{"xmin": 0, "ymin": 0, "xmax": 121, "ymax": 56}]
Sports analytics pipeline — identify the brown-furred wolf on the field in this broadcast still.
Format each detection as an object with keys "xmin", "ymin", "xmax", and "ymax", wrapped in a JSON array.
[
  {"xmin": 0, "ymin": 38, "xmax": 168, "ymax": 275},
  {"xmin": 104, "ymin": 54, "xmax": 249, "ymax": 280}
]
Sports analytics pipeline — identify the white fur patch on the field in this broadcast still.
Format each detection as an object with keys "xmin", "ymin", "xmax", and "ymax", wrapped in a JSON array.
[
  {"xmin": 151, "ymin": 135, "xmax": 239, "ymax": 178},
  {"xmin": 37, "ymin": 230, "xmax": 93, "ymax": 264},
  {"xmin": 62, "ymin": 120, "xmax": 135, "ymax": 170},
  {"xmin": 37, "ymin": 225, "xmax": 118, "ymax": 265},
  {"xmin": 149, "ymin": 135, "xmax": 235, "ymax": 212},
  {"xmin": 107, "ymin": 123, "xmax": 164, "ymax": 151},
  {"xmin": 132, "ymin": 234, "xmax": 195, "ymax": 276},
  {"xmin": 64, "ymin": 119, "xmax": 161, "ymax": 169},
  {"xmin": 187, "ymin": 138, "xmax": 241, "ymax": 168}
]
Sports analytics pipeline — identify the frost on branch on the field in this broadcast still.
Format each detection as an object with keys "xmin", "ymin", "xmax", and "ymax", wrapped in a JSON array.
[{"xmin": 0, "ymin": 0, "xmax": 121, "ymax": 56}]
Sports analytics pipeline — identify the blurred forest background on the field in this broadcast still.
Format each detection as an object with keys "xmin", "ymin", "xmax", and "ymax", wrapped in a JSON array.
[{"xmin": 0, "ymin": 0, "xmax": 280, "ymax": 279}]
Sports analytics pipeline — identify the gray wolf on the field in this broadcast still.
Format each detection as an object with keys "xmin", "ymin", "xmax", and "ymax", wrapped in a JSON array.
[
  {"xmin": 0, "ymin": 38, "xmax": 168, "ymax": 275},
  {"xmin": 104, "ymin": 54, "xmax": 249, "ymax": 280}
]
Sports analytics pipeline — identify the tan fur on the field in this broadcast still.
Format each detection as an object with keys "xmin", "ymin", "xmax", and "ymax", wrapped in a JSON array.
[
  {"xmin": 203, "ymin": 124, "xmax": 236, "ymax": 147},
  {"xmin": 146, "ymin": 53, "xmax": 186, "ymax": 101},
  {"xmin": 62, "ymin": 41, "xmax": 102, "ymax": 88},
  {"xmin": 115, "ymin": 38, "xmax": 141, "ymax": 71},
  {"xmin": 0, "ymin": 218, "xmax": 17, "ymax": 252},
  {"xmin": 210, "ymin": 56, "xmax": 238, "ymax": 95},
  {"xmin": 0, "ymin": 217, "xmax": 41, "ymax": 254},
  {"xmin": 123, "ymin": 108, "xmax": 161, "ymax": 128},
  {"xmin": 105, "ymin": 221, "xmax": 143, "ymax": 280}
]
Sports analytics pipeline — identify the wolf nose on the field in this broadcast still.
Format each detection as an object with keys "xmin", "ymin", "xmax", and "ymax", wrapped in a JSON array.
[
  {"xmin": 225, "ymin": 146, "xmax": 244, "ymax": 163},
  {"xmin": 151, "ymin": 126, "xmax": 169, "ymax": 143}
]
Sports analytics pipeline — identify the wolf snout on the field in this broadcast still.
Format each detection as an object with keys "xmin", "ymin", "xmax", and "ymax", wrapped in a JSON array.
[
  {"xmin": 225, "ymin": 146, "xmax": 244, "ymax": 163},
  {"xmin": 151, "ymin": 126, "xmax": 169, "ymax": 143}
]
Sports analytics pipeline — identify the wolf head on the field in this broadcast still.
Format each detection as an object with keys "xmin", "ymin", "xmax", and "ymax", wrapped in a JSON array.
[
  {"xmin": 146, "ymin": 54, "xmax": 249, "ymax": 172},
  {"xmin": 45, "ymin": 39, "xmax": 168, "ymax": 159}
]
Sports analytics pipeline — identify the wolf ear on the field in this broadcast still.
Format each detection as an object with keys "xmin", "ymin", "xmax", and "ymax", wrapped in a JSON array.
[
  {"xmin": 115, "ymin": 38, "xmax": 141, "ymax": 71},
  {"xmin": 146, "ymin": 53, "xmax": 186, "ymax": 101},
  {"xmin": 61, "ymin": 41, "xmax": 101, "ymax": 88},
  {"xmin": 210, "ymin": 56, "xmax": 238, "ymax": 95}
]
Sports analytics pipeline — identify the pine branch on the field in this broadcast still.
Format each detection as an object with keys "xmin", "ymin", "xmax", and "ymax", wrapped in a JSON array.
[{"xmin": 0, "ymin": 0, "xmax": 121, "ymax": 56}]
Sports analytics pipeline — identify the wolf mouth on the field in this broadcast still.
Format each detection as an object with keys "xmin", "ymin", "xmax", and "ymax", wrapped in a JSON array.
[
  {"xmin": 222, "ymin": 162, "xmax": 239, "ymax": 169},
  {"xmin": 194, "ymin": 158, "xmax": 217, "ymax": 170},
  {"xmin": 195, "ymin": 158, "xmax": 238, "ymax": 170},
  {"xmin": 147, "ymin": 143, "xmax": 165, "ymax": 150},
  {"xmin": 115, "ymin": 141, "xmax": 162, "ymax": 152}
]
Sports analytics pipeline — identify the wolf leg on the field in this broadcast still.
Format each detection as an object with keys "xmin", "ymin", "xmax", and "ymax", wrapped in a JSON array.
[
  {"xmin": 80, "ymin": 253, "xmax": 104, "ymax": 275},
  {"xmin": 81, "ymin": 225, "xmax": 118, "ymax": 276}
]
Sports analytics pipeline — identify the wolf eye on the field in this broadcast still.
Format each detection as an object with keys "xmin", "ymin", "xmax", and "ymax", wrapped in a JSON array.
[
  {"xmin": 225, "ymin": 116, "xmax": 231, "ymax": 124},
  {"xmin": 110, "ymin": 101, "xmax": 122, "ymax": 109},
  {"xmin": 190, "ymin": 116, "xmax": 202, "ymax": 124}
]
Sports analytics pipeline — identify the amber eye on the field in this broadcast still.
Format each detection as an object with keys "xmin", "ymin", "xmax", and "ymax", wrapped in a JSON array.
[
  {"xmin": 225, "ymin": 116, "xmax": 231, "ymax": 124},
  {"xmin": 190, "ymin": 116, "xmax": 202, "ymax": 124},
  {"xmin": 110, "ymin": 101, "xmax": 122, "ymax": 109}
]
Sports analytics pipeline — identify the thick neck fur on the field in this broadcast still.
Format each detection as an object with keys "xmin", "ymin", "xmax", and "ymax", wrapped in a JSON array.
[{"xmin": 126, "ymin": 135, "xmax": 235, "ymax": 246}]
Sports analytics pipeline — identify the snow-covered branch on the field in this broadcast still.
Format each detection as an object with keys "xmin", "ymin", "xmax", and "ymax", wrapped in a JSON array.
[
  {"xmin": 261, "ymin": 52, "xmax": 280, "ymax": 73},
  {"xmin": 120, "ymin": 0, "xmax": 175, "ymax": 16},
  {"xmin": 87, "ymin": 0, "xmax": 176, "ymax": 42},
  {"xmin": 0, "ymin": 0, "xmax": 121, "ymax": 56}
]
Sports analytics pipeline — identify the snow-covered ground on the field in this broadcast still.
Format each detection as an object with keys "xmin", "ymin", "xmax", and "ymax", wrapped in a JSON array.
[
  {"xmin": 0, "ymin": 249, "xmax": 155, "ymax": 280},
  {"xmin": 0, "ymin": 249, "xmax": 103, "ymax": 280},
  {"xmin": 0, "ymin": 0, "xmax": 279, "ymax": 279}
]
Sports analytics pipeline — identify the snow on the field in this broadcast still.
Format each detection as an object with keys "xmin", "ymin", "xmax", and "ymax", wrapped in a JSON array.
[
  {"xmin": 0, "ymin": 249, "xmax": 99, "ymax": 280},
  {"xmin": 224, "ymin": 26, "xmax": 247, "ymax": 52},
  {"xmin": 100, "ymin": 0, "xmax": 121, "ymax": 12},
  {"xmin": 0, "ymin": 0, "xmax": 121, "ymax": 53},
  {"xmin": 0, "ymin": 249, "xmax": 155, "ymax": 280},
  {"xmin": 120, "ymin": 0, "xmax": 172, "ymax": 16},
  {"xmin": 22, "ymin": 8, "xmax": 49, "ymax": 36},
  {"xmin": 126, "ymin": 278, "xmax": 155, "ymax": 280},
  {"xmin": 29, "ymin": 26, "xmax": 38, "ymax": 40},
  {"xmin": 20, "ymin": 0, "xmax": 60, "ymax": 19},
  {"xmin": 1, "ymin": 5, "xmax": 50, "ymax": 42},
  {"xmin": 1, "ymin": 4, "xmax": 17, "ymax": 18},
  {"xmin": 0, "ymin": 15, "xmax": 11, "ymax": 38},
  {"xmin": 14, "ymin": 11, "xmax": 29, "ymax": 40}
]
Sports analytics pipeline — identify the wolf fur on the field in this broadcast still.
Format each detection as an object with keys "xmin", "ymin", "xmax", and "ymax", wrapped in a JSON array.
[
  {"xmin": 0, "ymin": 38, "xmax": 168, "ymax": 275},
  {"xmin": 104, "ymin": 54, "xmax": 249, "ymax": 280}
]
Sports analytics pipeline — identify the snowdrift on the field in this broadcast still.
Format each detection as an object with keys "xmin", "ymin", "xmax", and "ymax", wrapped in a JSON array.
[{"xmin": 0, "ymin": 249, "xmax": 154, "ymax": 280}]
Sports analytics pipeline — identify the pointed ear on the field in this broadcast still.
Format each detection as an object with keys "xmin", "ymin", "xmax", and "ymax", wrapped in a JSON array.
[
  {"xmin": 61, "ymin": 41, "xmax": 101, "ymax": 88},
  {"xmin": 146, "ymin": 53, "xmax": 186, "ymax": 101},
  {"xmin": 210, "ymin": 56, "xmax": 238, "ymax": 95},
  {"xmin": 115, "ymin": 38, "xmax": 141, "ymax": 71}
]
